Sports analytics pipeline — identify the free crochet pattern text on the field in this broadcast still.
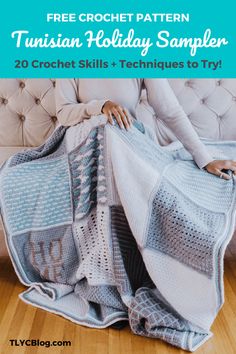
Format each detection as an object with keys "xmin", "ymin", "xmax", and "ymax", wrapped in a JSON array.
[{"xmin": 46, "ymin": 13, "xmax": 190, "ymax": 23}]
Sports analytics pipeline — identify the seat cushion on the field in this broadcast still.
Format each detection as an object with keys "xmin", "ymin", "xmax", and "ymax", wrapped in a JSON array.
[{"xmin": 0, "ymin": 146, "xmax": 27, "ymax": 165}]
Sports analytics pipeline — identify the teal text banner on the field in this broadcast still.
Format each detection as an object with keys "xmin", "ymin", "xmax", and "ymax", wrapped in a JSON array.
[{"xmin": 0, "ymin": 0, "xmax": 235, "ymax": 78}]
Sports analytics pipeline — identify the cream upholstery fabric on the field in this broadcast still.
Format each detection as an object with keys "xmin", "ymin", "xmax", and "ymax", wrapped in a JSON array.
[
  {"xmin": 139, "ymin": 79, "xmax": 236, "ymax": 145},
  {"xmin": 0, "ymin": 79, "xmax": 57, "ymax": 151}
]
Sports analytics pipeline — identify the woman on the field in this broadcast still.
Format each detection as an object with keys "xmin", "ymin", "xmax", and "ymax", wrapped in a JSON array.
[
  {"xmin": 2, "ymin": 79, "xmax": 236, "ymax": 351},
  {"xmin": 55, "ymin": 78, "xmax": 236, "ymax": 179}
]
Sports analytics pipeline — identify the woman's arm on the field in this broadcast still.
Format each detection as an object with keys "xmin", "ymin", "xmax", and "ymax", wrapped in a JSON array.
[
  {"xmin": 144, "ymin": 79, "xmax": 236, "ymax": 179},
  {"xmin": 55, "ymin": 79, "xmax": 108, "ymax": 126},
  {"xmin": 144, "ymin": 78, "xmax": 213, "ymax": 169},
  {"xmin": 55, "ymin": 79, "xmax": 132, "ymax": 129}
]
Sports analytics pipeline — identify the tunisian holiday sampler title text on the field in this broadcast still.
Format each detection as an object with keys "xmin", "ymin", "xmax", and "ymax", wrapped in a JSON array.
[{"xmin": 10, "ymin": 12, "xmax": 229, "ymax": 57}]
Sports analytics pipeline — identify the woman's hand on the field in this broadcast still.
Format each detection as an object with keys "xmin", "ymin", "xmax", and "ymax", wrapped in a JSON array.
[
  {"xmin": 204, "ymin": 160, "xmax": 236, "ymax": 180},
  {"xmin": 102, "ymin": 100, "xmax": 132, "ymax": 130}
]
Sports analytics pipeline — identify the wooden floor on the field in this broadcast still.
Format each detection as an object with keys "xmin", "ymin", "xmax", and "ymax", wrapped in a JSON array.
[{"xmin": 1, "ymin": 231, "xmax": 236, "ymax": 354}]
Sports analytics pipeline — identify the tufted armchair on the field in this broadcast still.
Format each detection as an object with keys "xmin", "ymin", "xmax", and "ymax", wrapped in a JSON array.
[
  {"xmin": 1, "ymin": 79, "xmax": 236, "ymax": 160},
  {"xmin": 1, "ymin": 78, "xmax": 236, "ymax": 158}
]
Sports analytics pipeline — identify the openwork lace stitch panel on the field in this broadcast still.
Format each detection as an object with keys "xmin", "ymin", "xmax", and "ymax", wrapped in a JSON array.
[
  {"xmin": 146, "ymin": 179, "xmax": 226, "ymax": 277},
  {"xmin": 73, "ymin": 206, "xmax": 116, "ymax": 286}
]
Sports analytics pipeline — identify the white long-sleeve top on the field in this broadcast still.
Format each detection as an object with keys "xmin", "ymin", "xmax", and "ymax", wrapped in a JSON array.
[{"xmin": 55, "ymin": 78, "xmax": 213, "ymax": 169}]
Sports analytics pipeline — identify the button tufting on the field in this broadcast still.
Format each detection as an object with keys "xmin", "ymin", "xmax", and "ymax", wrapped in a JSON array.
[
  {"xmin": 35, "ymin": 98, "xmax": 41, "ymax": 105},
  {"xmin": 19, "ymin": 82, "xmax": 25, "ymax": 88},
  {"xmin": 2, "ymin": 98, "xmax": 8, "ymax": 104},
  {"xmin": 51, "ymin": 116, "xmax": 57, "ymax": 122},
  {"xmin": 216, "ymin": 80, "xmax": 221, "ymax": 86},
  {"xmin": 185, "ymin": 81, "xmax": 190, "ymax": 87},
  {"xmin": 200, "ymin": 99, "xmax": 205, "ymax": 104},
  {"xmin": 217, "ymin": 115, "xmax": 222, "ymax": 119},
  {"xmin": 19, "ymin": 115, "xmax": 25, "ymax": 121},
  {"xmin": 232, "ymin": 96, "xmax": 236, "ymax": 101},
  {"xmin": 52, "ymin": 81, "xmax": 56, "ymax": 87}
]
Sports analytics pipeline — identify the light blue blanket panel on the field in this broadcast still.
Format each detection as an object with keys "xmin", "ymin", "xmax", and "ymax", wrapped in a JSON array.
[{"xmin": 0, "ymin": 157, "xmax": 72, "ymax": 235}]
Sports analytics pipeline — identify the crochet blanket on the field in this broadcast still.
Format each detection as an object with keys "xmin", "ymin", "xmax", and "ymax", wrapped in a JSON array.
[{"xmin": 1, "ymin": 115, "xmax": 236, "ymax": 351}]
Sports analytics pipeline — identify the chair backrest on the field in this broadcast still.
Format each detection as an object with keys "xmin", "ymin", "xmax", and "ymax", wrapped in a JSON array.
[
  {"xmin": 0, "ymin": 79, "xmax": 57, "ymax": 147},
  {"xmin": 0, "ymin": 79, "xmax": 235, "ymax": 148}
]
